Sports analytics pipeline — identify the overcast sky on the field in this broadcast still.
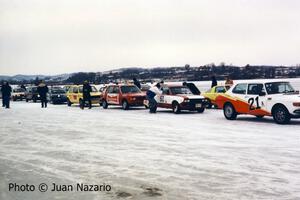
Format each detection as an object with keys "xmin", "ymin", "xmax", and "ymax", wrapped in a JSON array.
[{"xmin": 0, "ymin": 0, "xmax": 300, "ymax": 75}]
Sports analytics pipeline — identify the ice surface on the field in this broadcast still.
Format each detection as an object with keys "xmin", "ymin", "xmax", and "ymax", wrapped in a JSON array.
[{"xmin": 0, "ymin": 100, "xmax": 300, "ymax": 199}]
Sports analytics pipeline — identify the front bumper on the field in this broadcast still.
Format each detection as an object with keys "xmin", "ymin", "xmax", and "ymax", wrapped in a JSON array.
[
  {"xmin": 291, "ymin": 109, "xmax": 300, "ymax": 118},
  {"xmin": 180, "ymin": 99, "xmax": 206, "ymax": 110}
]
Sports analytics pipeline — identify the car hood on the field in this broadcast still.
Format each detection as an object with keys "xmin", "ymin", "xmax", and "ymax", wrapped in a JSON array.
[{"xmin": 176, "ymin": 94, "xmax": 205, "ymax": 99}]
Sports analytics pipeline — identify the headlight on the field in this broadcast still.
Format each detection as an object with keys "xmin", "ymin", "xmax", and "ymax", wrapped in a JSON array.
[
  {"xmin": 37, "ymin": 95, "xmax": 40, "ymax": 97},
  {"xmin": 293, "ymin": 102, "xmax": 300, "ymax": 107},
  {"xmin": 184, "ymin": 99, "xmax": 190, "ymax": 103},
  {"xmin": 131, "ymin": 97, "xmax": 136, "ymax": 100}
]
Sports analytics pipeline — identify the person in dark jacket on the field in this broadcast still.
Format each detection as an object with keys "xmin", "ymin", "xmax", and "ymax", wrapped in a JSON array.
[
  {"xmin": 211, "ymin": 75, "xmax": 217, "ymax": 88},
  {"xmin": 81, "ymin": 80, "xmax": 92, "ymax": 109},
  {"xmin": 133, "ymin": 77, "xmax": 141, "ymax": 89},
  {"xmin": 1, "ymin": 82, "xmax": 12, "ymax": 108},
  {"xmin": 37, "ymin": 81, "xmax": 49, "ymax": 108}
]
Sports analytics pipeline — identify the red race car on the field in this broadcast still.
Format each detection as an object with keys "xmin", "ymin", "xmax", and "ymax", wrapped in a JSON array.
[{"xmin": 102, "ymin": 84, "xmax": 146, "ymax": 110}]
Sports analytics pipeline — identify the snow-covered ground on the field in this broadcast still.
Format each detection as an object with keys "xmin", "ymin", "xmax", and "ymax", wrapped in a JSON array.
[{"xmin": 0, "ymin": 101, "xmax": 300, "ymax": 200}]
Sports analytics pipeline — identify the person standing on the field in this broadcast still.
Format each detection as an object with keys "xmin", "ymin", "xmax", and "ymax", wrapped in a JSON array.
[
  {"xmin": 133, "ymin": 77, "xmax": 141, "ymax": 89},
  {"xmin": 211, "ymin": 75, "xmax": 217, "ymax": 88},
  {"xmin": 81, "ymin": 81, "xmax": 92, "ymax": 109},
  {"xmin": 225, "ymin": 76, "xmax": 234, "ymax": 90},
  {"xmin": 1, "ymin": 82, "xmax": 12, "ymax": 108},
  {"xmin": 146, "ymin": 83, "xmax": 162, "ymax": 113},
  {"xmin": 37, "ymin": 81, "xmax": 49, "ymax": 108}
]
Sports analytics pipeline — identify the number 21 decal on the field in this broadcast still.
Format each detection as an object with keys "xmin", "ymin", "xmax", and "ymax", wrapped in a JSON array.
[{"xmin": 248, "ymin": 96, "xmax": 261, "ymax": 110}]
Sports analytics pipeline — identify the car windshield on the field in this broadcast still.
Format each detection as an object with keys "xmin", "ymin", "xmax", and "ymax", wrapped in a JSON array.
[
  {"xmin": 170, "ymin": 86, "xmax": 193, "ymax": 95},
  {"xmin": 13, "ymin": 88, "xmax": 25, "ymax": 92},
  {"xmin": 121, "ymin": 86, "xmax": 141, "ymax": 93},
  {"xmin": 265, "ymin": 82, "xmax": 295, "ymax": 94},
  {"xmin": 51, "ymin": 88, "xmax": 65, "ymax": 94}
]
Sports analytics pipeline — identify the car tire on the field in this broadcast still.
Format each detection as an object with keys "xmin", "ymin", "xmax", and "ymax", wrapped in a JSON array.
[
  {"xmin": 223, "ymin": 103, "xmax": 237, "ymax": 120},
  {"xmin": 26, "ymin": 98, "xmax": 29, "ymax": 102},
  {"xmin": 206, "ymin": 99, "xmax": 212, "ymax": 109},
  {"xmin": 102, "ymin": 100, "xmax": 108, "ymax": 109},
  {"xmin": 67, "ymin": 99, "xmax": 72, "ymax": 107},
  {"xmin": 33, "ymin": 98, "xmax": 37, "ymax": 103},
  {"xmin": 172, "ymin": 102, "xmax": 181, "ymax": 114},
  {"xmin": 197, "ymin": 107, "xmax": 205, "ymax": 113},
  {"xmin": 272, "ymin": 105, "xmax": 291, "ymax": 124},
  {"xmin": 79, "ymin": 99, "xmax": 84, "ymax": 109},
  {"xmin": 122, "ymin": 100, "xmax": 129, "ymax": 110}
]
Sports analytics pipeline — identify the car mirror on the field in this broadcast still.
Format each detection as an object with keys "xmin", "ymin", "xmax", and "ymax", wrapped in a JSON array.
[{"xmin": 259, "ymin": 91, "xmax": 266, "ymax": 96}]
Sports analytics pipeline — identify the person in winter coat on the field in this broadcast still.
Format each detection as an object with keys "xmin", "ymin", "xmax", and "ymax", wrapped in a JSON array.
[
  {"xmin": 133, "ymin": 77, "xmax": 141, "ymax": 89},
  {"xmin": 1, "ymin": 82, "xmax": 12, "ymax": 108},
  {"xmin": 37, "ymin": 81, "xmax": 49, "ymax": 108},
  {"xmin": 146, "ymin": 82, "xmax": 162, "ymax": 113},
  {"xmin": 81, "ymin": 80, "xmax": 92, "ymax": 109},
  {"xmin": 211, "ymin": 75, "xmax": 217, "ymax": 88}
]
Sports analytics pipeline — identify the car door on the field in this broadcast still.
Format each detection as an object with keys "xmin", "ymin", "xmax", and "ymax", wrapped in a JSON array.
[
  {"xmin": 245, "ymin": 84, "xmax": 267, "ymax": 111},
  {"xmin": 157, "ymin": 87, "xmax": 171, "ymax": 108},
  {"xmin": 107, "ymin": 86, "xmax": 119, "ymax": 104},
  {"xmin": 72, "ymin": 87, "xmax": 79, "ymax": 103}
]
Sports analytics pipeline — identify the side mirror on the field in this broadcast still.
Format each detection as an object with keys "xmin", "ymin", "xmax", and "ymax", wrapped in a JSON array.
[{"xmin": 259, "ymin": 92, "xmax": 266, "ymax": 96}]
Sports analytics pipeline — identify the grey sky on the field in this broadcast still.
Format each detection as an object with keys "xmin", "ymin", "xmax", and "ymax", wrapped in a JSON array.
[{"xmin": 0, "ymin": 0, "xmax": 300, "ymax": 75}]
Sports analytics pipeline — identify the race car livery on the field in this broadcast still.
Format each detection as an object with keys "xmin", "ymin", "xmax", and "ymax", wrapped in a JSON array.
[
  {"xmin": 154, "ymin": 83, "xmax": 206, "ymax": 113},
  {"xmin": 215, "ymin": 81, "xmax": 300, "ymax": 124},
  {"xmin": 202, "ymin": 85, "xmax": 226, "ymax": 108},
  {"xmin": 102, "ymin": 84, "xmax": 146, "ymax": 110},
  {"xmin": 66, "ymin": 85, "xmax": 101, "ymax": 107}
]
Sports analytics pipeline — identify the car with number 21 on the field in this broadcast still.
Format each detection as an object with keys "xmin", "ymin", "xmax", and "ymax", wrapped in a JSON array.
[{"xmin": 215, "ymin": 81, "xmax": 300, "ymax": 124}]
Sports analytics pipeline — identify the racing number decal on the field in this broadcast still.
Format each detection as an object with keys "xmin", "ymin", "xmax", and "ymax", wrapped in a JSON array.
[
  {"xmin": 248, "ymin": 96, "xmax": 261, "ymax": 110},
  {"xmin": 159, "ymin": 95, "xmax": 164, "ymax": 103}
]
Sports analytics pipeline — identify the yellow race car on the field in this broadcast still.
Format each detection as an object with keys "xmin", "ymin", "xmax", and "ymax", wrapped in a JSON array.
[
  {"xmin": 202, "ymin": 85, "xmax": 226, "ymax": 108},
  {"xmin": 66, "ymin": 85, "xmax": 101, "ymax": 107}
]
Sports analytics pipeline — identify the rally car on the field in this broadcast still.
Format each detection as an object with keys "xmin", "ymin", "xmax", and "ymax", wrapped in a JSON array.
[
  {"xmin": 202, "ymin": 85, "xmax": 226, "ymax": 108},
  {"xmin": 12, "ymin": 88, "xmax": 26, "ymax": 101},
  {"xmin": 66, "ymin": 85, "xmax": 101, "ymax": 107},
  {"xmin": 25, "ymin": 86, "xmax": 40, "ymax": 102},
  {"xmin": 153, "ymin": 83, "xmax": 206, "ymax": 113},
  {"xmin": 102, "ymin": 84, "xmax": 146, "ymax": 110},
  {"xmin": 215, "ymin": 81, "xmax": 300, "ymax": 124},
  {"xmin": 48, "ymin": 87, "xmax": 67, "ymax": 104}
]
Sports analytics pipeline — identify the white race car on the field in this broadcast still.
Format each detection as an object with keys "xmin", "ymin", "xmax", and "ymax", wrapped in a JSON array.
[
  {"xmin": 215, "ymin": 80, "xmax": 300, "ymax": 124},
  {"xmin": 153, "ymin": 82, "xmax": 207, "ymax": 113}
]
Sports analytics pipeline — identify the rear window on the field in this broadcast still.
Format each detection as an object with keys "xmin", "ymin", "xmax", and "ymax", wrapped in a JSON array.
[{"xmin": 121, "ymin": 86, "xmax": 141, "ymax": 93}]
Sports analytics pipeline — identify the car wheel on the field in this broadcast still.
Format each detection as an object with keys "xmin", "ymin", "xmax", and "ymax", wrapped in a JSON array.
[
  {"xmin": 122, "ymin": 100, "xmax": 129, "ymax": 110},
  {"xmin": 272, "ymin": 105, "xmax": 291, "ymax": 124},
  {"xmin": 26, "ymin": 98, "xmax": 29, "ymax": 102},
  {"xmin": 223, "ymin": 103, "xmax": 237, "ymax": 120},
  {"xmin": 197, "ymin": 107, "xmax": 205, "ymax": 113},
  {"xmin": 67, "ymin": 99, "xmax": 72, "ymax": 107},
  {"xmin": 172, "ymin": 102, "xmax": 181, "ymax": 114},
  {"xmin": 206, "ymin": 99, "xmax": 212, "ymax": 109},
  {"xmin": 79, "ymin": 99, "xmax": 84, "ymax": 109},
  {"xmin": 33, "ymin": 98, "xmax": 37, "ymax": 103},
  {"xmin": 102, "ymin": 100, "xmax": 108, "ymax": 109}
]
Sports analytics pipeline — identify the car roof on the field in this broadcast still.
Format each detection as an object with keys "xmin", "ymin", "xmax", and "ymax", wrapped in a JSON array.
[{"xmin": 233, "ymin": 80, "xmax": 289, "ymax": 85}]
